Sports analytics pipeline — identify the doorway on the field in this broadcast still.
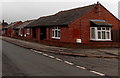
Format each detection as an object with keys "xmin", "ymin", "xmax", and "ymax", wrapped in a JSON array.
[
  {"xmin": 32, "ymin": 28, "xmax": 36, "ymax": 38},
  {"xmin": 40, "ymin": 27, "xmax": 46, "ymax": 40}
]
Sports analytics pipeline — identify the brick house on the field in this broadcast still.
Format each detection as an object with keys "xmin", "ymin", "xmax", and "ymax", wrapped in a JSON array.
[
  {"xmin": 2, "ymin": 21, "xmax": 22, "ymax": 37},
  {"xmin": 25, "ymin": 2, "xmax": 120, "ymax": 46},
  {"xmin": 0, "ymin": 22, "xmax": 3, "ymax": 36},
  {"xmin": 0, "ymin": 20, "xmax": 8, "ymax": 36},
  {"xmin": 13, "ymin": 20, "xmax": 34, "ymax": 37}
]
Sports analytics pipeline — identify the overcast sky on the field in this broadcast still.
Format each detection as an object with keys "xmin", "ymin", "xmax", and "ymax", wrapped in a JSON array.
[{"xmin": 0, "ymin": 0, "xmax": 119, "ymax": 24}]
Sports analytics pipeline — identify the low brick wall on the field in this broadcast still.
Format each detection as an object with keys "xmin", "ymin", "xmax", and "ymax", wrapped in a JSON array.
[
  {"xmin": 38, "ymin": 40, "xmax": 120, "ymax": 48},
  {"xmin": 4, "ymin": 36, "xmax": 120, "ymax": 48},
  {"xmin": 12, "ymin": 36, "xmax": 37, "ymax": 42}
]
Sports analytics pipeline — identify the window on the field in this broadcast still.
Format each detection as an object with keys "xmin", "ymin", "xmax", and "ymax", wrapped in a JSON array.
[
  {"xmin": 52, "ymin": 27, "xmax": 60, "ymax": 39},
  {"xmin": 19, "ymin": 29, "xmax": 21, "ymax": 36},
  {"xmin": 26, "ymin": 28, "xmax": 30, "ymax": 35},
  {"xmin": 98, "ymin": 31, "xmax": 101, "ymax": 39},
  {"xmin": 4, "ymin": 30, "xmax": 7, "ymax": 34},
  {"xmin": 90, "ymin": 27, "xmax": 111, "ymax": 41},
  {"xmin": 91, "ymin": 28, "xmax": 95, "ymax": 39}
]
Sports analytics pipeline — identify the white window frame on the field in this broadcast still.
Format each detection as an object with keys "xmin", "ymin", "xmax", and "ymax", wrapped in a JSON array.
[
  {"xmin": 19, "ymin": 28, "xmax": 21, "ymax": 36},
  {"xmin": 90, "ymin": 27, "xmax": 111, "ymax": 41},
  {"xmin": 52, "ymin": 27, "xmax": 60, "ymax": 39},
  {"xmin": 26, "ymin": 28, "xmax": 30, "ymax": 35}
]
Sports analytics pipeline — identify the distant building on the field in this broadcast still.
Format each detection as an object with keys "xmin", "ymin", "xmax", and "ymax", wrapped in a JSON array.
[
  {"xmin": 0, "ymin": 22, "xmax": 2, "ymax": 36},
  {"xmin": 13, "ymin": 20, "xmax": 34, "ymax": 37},
  {"xmin": 2, "ymin": 21, "xmax": 22, "ymax": 37},
  {"xmin": 0, "ymin": 20, "xmax": 8, "ymax": 36}
]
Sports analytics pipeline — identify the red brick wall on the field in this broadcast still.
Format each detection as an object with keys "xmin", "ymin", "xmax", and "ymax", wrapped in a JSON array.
[
  {"xmin": 13, "ymin": 29, "xmax": 18, "ymax": 37},
  {"xmin": 38, "ymin": 40, "xmax": 120, "ymax": 48},
  {"xmin": 24, "ymin": 28, "xmax": 37, "ymax": 41},
  {"xmin": 7, "ymin": 27, "xmax": 12, "ymax": 37},
  {"xmin": 36, "ymin": 27, "xmax": 39, "ymax": 41},
  {"xmin": 68, "ymin": 4, "xmax": 120, "ymax": 43},
  {"xmin": 45, "ymin": 26, "xmax": 70, "ymax": 43}
]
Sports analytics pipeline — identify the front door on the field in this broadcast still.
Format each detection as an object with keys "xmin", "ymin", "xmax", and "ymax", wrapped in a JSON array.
[
  {"xmin": 40, "ymin": 27, "xmax": 46, "ymax": 40},
  {"xmin": 32, "ymin": 28, "xmax": 36, "ymax": 38}
]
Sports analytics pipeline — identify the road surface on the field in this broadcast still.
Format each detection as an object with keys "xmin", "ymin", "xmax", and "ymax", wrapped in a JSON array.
[{"xmin": 2, "ymin": 40, "xmax": 99, "ymax": 76}]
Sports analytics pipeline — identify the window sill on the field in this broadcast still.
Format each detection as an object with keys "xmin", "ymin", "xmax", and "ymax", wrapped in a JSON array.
[
  {"xmin": 90, "ymin": 39, "xmax": 112, "ymax": 41},
  {"xmin": 26, "ymin": 34, "xmax": 30, "ymax": 35},
  {"xmin": 52, "ymin": 37, "xmax": 60, "ymax": 39}
]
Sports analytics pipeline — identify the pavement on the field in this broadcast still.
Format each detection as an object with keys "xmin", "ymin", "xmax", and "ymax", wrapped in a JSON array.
[{"xmin": 1, "ymin": 36, "xmax": 119, "ymax": 58}]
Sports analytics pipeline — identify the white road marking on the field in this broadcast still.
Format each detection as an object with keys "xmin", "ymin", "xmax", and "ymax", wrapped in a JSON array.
[
  {"xmin": 64, "ymin": 61, "xmax": 74, "ymax": 65},
  {"xmin": 30, "ymin": 49, "xmax": 106, "ymax": 76},
  {"xmin": 38, "ymin": 52, "xmax": 42, "ymax": 54},
  {"xmin": 42, "ymin": 53, "xmax": 48, "ymax": 56},
  {"xmin": 90, "ymin": 71, "xmax": 105, "ymax": 76},
  {"xmin": 76, "ymin": 66, "xmax": 86, "ymax": 69},
  {"xmin": 48, "ymin": 55, "xmax": 55, "ymax": 58},
  {"xmin": 55, "ymin": 58, "xmax": 63, "ymax": 61},
  {"xmin": 33, "ymin": 50, "xmax": 42, "ymax": 54},
  {"xmin": 34, "ymin": 50, "xmax": 39, "ymax": 52},
  {"xmin": 30, "ymin": 49, "xmax": 34, "ymax": 51}
]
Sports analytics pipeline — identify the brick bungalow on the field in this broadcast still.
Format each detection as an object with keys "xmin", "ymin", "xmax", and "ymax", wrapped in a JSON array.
[
  {"xmin": 18, "ymin": 3, "xmax": 120, "ymax": 48},
  {"xmin": 1, "ymin": 20, "xmax": 8, "ymax": 36},
  {"xmin": 2, "ymin": 21, "xmax": 22, "ymax": 37},
  {"xmin": 0, "ymin": 23, "xmax": 3, "ymax": 36},
  {"xmin": 13, "ymin": 20, "xmax": 34, "ymax": 38}
]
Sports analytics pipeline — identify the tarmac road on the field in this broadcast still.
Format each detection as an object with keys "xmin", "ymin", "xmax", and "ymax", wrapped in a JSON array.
[{"xmin": 2, "ymin": 40, "xmax": 99, "ymax": 76}]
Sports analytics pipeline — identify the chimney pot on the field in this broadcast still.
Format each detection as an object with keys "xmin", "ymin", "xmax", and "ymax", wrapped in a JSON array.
[{"xmin": 2, "ymin": 20, "xmax": 4, "ymax": 23}]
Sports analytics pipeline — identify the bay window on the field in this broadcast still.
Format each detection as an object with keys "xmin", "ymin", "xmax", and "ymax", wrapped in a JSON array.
[{"xmin": 90, "ymin": 27, "xmax": 111, "ymax": 41}]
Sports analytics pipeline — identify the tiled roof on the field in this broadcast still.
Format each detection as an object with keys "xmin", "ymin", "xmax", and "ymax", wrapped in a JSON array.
[
  {"xmin": 3, "ymin": 23, "xmax": 14, "ymax": 29},
  {"xmin": 14, "ymin": 20, "xmax": 34, "ymax": 29},
  {"xmin": 3, "ymin": 21, "xmax": 22, "ymax": 29},
  {"xmin": 90, "ymin": 20, "xmax": 112, "ymax": 26},
  {"xmin": 26, "ymin": 4, "xmax": 96, "ymax": 27}
]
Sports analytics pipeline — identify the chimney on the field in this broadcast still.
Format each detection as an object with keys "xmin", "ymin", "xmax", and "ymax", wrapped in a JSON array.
[
  {"xmin": 97, "ymin": 1, "xmax": 100, "ymax": 5},
  {"xmin": 2, "ymin": 20, "xmax": 4, "ymax": 23}
]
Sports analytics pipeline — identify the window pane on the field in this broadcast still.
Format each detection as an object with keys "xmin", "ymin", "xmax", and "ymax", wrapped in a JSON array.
[
  {"xmin": 98, "ymin": 32, "xmax": 101, "ymax": 39},
  {"xmin": 55, "ymin": 30, "xmax": 57, "ymax": 37},
  {"xmin": 106, "ymin": 32, "xmax": 110, "ymax": 39},
  {"xmin": 102, "ymin": 31, "xmax": 106, "ymax": 39},
  {"xmin": 52, "ymin": 27, "xmax": 55, "ymax": 29},
  {"xmin": 52, "ymin": 30, "xmax": 54, "ymax": 37},
  {"xmin": 106, "ymin": 27, "xmax": 110, "ymax": 30},
  {"xmin": 58, "ymin": 31, "xmax": 60, "ymax": 37},
  {"xmin": 55, "ymin": 27, "xmax": 57, "ymax": 29},
  {"xmin": 27, "ymin": 28, "xmax": 30, "ymax": 35},
  {"xmin": 91, "ymin": 28, "xmax": 95, "ymax": 39},
  {"xmin": 58, "ymin": 27, "xmax": 60, "ymax": 29},
  {"xmin": 102, "ymin": 28, "xmax": 105, "ymax": 30},
  {"xmin": 97, "ymin": 27, "xmax": 101, "ymax": 30}
]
